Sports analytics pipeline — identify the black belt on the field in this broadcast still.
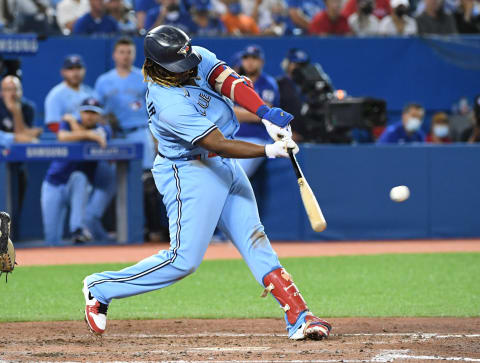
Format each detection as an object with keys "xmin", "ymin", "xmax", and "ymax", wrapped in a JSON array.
[{"xmin": 157, "ymin": 151, "xmax": 219, "ymax": 161}]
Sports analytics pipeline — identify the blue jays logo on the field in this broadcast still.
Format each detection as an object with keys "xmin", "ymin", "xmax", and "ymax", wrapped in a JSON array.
[{"xmin": 177, "ymin": 43, "xmax": 190, "ymax": 57}]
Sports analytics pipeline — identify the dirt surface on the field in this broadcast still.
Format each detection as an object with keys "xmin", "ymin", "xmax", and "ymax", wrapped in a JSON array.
[
  {"xmin": 17, "ymin": 239, "xmax": 480, "ymax": 266},
  {"xmin": 1, "ymin": 318, "xmax": 480, "ymax": 362}
]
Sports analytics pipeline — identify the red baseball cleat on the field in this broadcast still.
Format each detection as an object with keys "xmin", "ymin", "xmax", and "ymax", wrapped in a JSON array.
[{"xmin": 83, "ymin": 279, "xmax": 108, "ymax": 335}]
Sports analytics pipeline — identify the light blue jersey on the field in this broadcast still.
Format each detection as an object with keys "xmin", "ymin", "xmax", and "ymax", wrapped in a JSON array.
[
  {"xmin": 44, "ymin": 83, "xmax": 94, "ymax": 127},
  {"xmin": 146, "ymin": 46, "xmax": 239, "ymax": 159},
  {"xmin": 95, "ymin": 67, "xmax": 147, "ymax": 130}
]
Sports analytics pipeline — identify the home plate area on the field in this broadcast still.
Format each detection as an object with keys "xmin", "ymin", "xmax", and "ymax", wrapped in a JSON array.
[{"xmin": 1, "ymin": 318, "xmax": 480, "ymax": 362}]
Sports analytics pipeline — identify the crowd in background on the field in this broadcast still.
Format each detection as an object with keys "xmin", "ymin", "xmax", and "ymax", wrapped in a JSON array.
[{"xmin": 0, "ymin": 0, "xmax": 479, "ymax": 36}]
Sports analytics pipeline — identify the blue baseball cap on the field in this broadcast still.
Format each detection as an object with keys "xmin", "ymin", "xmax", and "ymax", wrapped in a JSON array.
[
  {"xmin": 242, "ymin": 45, "xmax": 265, "ymax": 61},
  {"xmin": 63, "ymin": 54, "xmax": 85, "ymax": 69},
  {"xmin": 192, "ymin": 0, "xmax": 211, "ymax": 11},
  {"xmin": 286, "ymin": 48, "xmax": 310, "ymax": 64},
  {"xmin": 79, "ymin": 98, "xmax": 103, "ymax": 114}
]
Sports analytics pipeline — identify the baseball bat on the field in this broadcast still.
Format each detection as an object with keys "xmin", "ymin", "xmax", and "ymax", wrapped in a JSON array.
[{"xmin": 287, "ymin": 148, "xmax": 327, "ymax": 232}]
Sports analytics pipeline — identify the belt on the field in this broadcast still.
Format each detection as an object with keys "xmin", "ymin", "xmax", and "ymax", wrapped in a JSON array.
[{"xmin": 157, "ymin": 151, "xmax": 219, "ymax": 161}]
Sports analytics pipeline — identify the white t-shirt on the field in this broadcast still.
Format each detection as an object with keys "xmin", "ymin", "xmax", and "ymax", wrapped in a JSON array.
[
  {"xmin": 348, "ymin": 13, "xmax": 380, "ymax": 36},
  {"xmin": 379, "ymin": 15, "xmax": 418, "ymax": 35},
  {"xmin": 56, "ymin": 0, "xmax": 90, "ymax": 32}
]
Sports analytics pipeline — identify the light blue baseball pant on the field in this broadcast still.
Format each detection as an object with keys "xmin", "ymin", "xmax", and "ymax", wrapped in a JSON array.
[
  {"xmin": 84, "ymin": 161, "xmax": 116, "ymax": 241},
  {"xmin": 41, "ymin": 171, "xmax": 89, "ymax": 245},
  {"xmin": 235, "ymin": 137, "xmax": 266, "ymax": 178},
  {"xmin": 85, "ymin": 156, "xmax": 282, "ymax": 304},
  {"xmin": 124, "ymin": 127, "xmax": 155, "ymax": 170}
]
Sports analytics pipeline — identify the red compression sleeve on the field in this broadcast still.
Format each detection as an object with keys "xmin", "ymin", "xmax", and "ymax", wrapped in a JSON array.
[{"xmin": 208, "ymin": 65, "xmax": 265, "ymax": 115}]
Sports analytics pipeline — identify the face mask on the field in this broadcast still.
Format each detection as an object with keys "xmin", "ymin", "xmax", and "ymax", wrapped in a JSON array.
[
  {"xmin": 394, "ymin": 6, "xmax": 408, "ymax": 17},
  {"xmin": 360, "ymin": 3, "xmax": 373, "ymax": 15},
  {"xmin": 405, "ymin": 117, "xmax": 421, "ymax": 132},
  {"xmin": 433, "ymin": 124, "xmax": 449, "ymax": 138},
  {"xmin": 228, "ymin": 3, "xmax": 242, "ymax": 15}
]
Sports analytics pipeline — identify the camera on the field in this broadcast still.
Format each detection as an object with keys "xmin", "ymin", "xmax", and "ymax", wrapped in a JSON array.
[{"xmin": 291, "ymin": 62, "xmax": 387, "ymax": 143}]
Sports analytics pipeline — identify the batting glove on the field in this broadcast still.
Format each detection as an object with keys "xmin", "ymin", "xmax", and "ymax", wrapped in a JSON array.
[
  {"xmin": 265, "ymin": 138, "xmax": 299, "ymax": 159},
  {"xmin": 256, "ymin": 105, "xmax": 293, "ymax": 128},
  {"xmin": 262, "ymin": 119, "xmax": 292, "ymax": 141}
]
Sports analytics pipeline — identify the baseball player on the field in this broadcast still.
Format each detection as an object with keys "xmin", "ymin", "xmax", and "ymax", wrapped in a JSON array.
[
  {"xmin": 44, "ymin": 55, "xmax": 94, "ymax": 133},
  {"xmin": 41, "ymin": 98, "xmax": 114, "ymax": 244},
  {"xmin": 83, "ymin": 25, "xmax": 331, "ymax": 341},
  {"xmin": 234, "ymin": 44, "xmax": 280, "ymax": 177}
]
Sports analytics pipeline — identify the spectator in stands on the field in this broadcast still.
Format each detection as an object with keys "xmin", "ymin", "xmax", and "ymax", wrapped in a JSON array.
[
  {"xmin": 348, "ymin": 0, "xmax": 380, "ymax": 35},
  {"xmin": 135, "ymin": 0, "xmax": 157, "ymax": 32},
  {"xmin": 234, "ymin": 45, "xmax": 280, "ymax": 177},
  {"xmin": 276, "ymin": 48, "xmax": 310, "ymax": 140},
  {"xmin": 190, "ymin": 0, "xmax": 226, "ymax": 36},
  {"xmin": 44, "ymin": 55, "xmax": 94, "ymax": 133},
  {"xmin": 460, "ymin": 94, "xmax": 480, "ymax": 143},
  {"xmin": 95, "ymin": 37, "xmax": 165, "ymax": 241},
  {"xmin": 41, "ymin": 98, "xmax": 114, "ymax": 245},
  {"xmin": 9, "ymin": 0, "xmax": 56, "ymax": 34},
  {"xmin": 379, "ymin": 0, "xmax": 417, "ymax": 35},
  {"xmin": 260, "ymin": 0, "xmax": 298, "ymax": 35},
  {"xmin": 309, "ymin": 0, "xmax": 351, "ymax": 35},
  {"xmin": 145, "ymin": 0, "xmax": 195, "ymax": 32},
  {"xmin": 416, "ymin": 0, "xmax": 457, "ymax": 34},
  {"xmin": 426, "ymin": 112, "xmax": 452, "ymax": 143},
  {"xmin": 56, "ymin": 0, "xmax": 90, "ymax": 34},
  {"xmin": 286, "ymin": 0, "xmax": 325, "ymax": 34},
  {"xmin": 106, "ymin": 0, "xmax": 137, "ymax": 34},
  {"xmin": 454, "ymin": 0, "xmax": 480, "ymax": 33},
  {"xmin": 72, "ymin": 0, "xmax": 119, "ymax": 34},
  {"xmin": 450, "ymin": 97, "xmax": 473, "ymax": 140},
  {"xmin": 0, "ymin": 76, "xmax": 42, "ymax": 143},
  {"xmin": 342, "ymin": 0, "xmax": 391, "ymax": 20},
  {"xmin": 377, "ymin": 103, "xmax": 426, "ymax": 144},
  {"xmin": 222, "ymin": 0, "xmax": 260, "ymax": 35}
]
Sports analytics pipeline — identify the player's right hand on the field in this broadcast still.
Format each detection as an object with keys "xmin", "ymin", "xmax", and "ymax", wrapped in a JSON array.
[{"xmin": 265, "ymin": 138, "xmax": 299, "ymax": 159}]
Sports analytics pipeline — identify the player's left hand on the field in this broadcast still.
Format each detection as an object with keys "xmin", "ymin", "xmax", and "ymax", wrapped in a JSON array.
[
  {"xmin": 256, "ymin": 105, "xmax": 293, "ymax": 128},
  {"xmin": 262, "ymin": 119, "xmax": 292, "ymax": 141}
]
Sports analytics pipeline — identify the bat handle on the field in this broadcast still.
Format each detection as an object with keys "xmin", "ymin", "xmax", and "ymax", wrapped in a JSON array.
[{"xmin": 287, "ymin": 148, "xmax": 303, "ymax": 180}]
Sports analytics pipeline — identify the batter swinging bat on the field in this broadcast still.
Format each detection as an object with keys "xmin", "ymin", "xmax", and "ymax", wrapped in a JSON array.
[{"xmin": 287, "ymin": 148, "xmax": 327, "ymax": 232}]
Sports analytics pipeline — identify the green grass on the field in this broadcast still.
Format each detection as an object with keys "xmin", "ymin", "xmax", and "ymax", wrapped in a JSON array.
[{"xmin": 1, "ymin": 253, "xmax": 479, "ymax": 322}]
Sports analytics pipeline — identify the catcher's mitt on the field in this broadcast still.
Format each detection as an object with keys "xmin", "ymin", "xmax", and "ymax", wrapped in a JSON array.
[{"xmin": 0, "ymin": 212, "xmax": 16, "ymax": 281}]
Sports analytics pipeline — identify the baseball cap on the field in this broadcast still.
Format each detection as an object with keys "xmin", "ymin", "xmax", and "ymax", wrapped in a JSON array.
[
  {"xmin": 242, "ymin": 45, "xmax": 265, "ymax": 61},
  {"xmin": 286, "ymin": 48, "xmax": 310, "ymax": 64},
  {"xmin": 390, "ymin": 0, "xmax": 408, "ymax": 8},
  {"xmin": 63, "ymin": 54, "xmax": 85, "ymax": 69},
  {"xmin": 79, "ymin": 98, "xmax": 103, "ymax": 114},
  {"xmin": 192, "ymin": 0, "xmax": 211, "ymax": 11}
]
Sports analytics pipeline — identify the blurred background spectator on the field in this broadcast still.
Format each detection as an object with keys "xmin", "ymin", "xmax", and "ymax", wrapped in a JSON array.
[
  {"xmin": 106, "ymin": 0, "xmax": 137, "ymax": 34},
  {"xmin": 379, "ymin": 0, "xmax": 417, "ymax": 35},
  {"xmin": 135, "ymin": 0, "xmax": 157, "ymax": 32},
  {"xmin": 234, "ymin": 45, "xmax": 280, "ymax": 177},
  {"xmin": 450, "ymin": 97, "xmax": 474, "ymax": 140},
  {"xmin": 309, "ymin": 0, "xmax": 351, "ymax": 35},
  {"xmin": 287, "ymin": 0, "xmax": 325, "ymax": 34},
  {"xmin": 73, "ymin": 0, "xmax": 119, "ymax": 34},
  {"xmin": 144, "ymin": 0, "xmax": 195, "ymax": 32},
  {"xmin": 460, "ymin": 94, "xmax": 480, "ymax": 143},
  {"xmin": 426, "ymin": 112, "xmax": 452, "ymax": 143},
  {"xmin": 259, "ymin": 0, "xmax": 298, "ymax": 35},
  {"xmin": 377, "ymin": 103, "xmax": 425, "ymax": 144},
  {"xmin": 342, "ymin": 0, "xmax": 391, "ymax": 20},
  {"xmin": 222, "ymin": 0, "xmax": 260, "ymax": 35},
  {"xmin": 56, "ymin": 0, "xmax": 90, "ymax": 35},
  {"xmin": 453, "ymin": 0, "xmax": 480, "ymax": 33},
  {"xmin": 348, "ymin": 0, "xmax": 380, "ymax": 35},
  {"xmin": 7, "ymin": 0, "xmax": 56, "ymax": 34},
  {"xmin": 44, "ymin": 55, "xmax": 95, "ymax": 133},
  {"xmin": 190, "ymin": 0, "xmax": 226, "ymax": 36},
  {"xmin": 416, "ymin": 0, "xmax": 458, "ymax": 34}
]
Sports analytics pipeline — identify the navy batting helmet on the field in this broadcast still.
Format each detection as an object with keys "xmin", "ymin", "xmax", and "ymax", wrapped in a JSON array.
[{"xmin": 144, "ymin": 25, "xmax": 202, "ymax": 73}]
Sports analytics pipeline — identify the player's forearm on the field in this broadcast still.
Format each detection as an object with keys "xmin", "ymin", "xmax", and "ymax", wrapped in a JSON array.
[
  {"xmin": 289, "ymin": 9, "xmax": 310, "ymax": 30},
  {"xmin": 234, "ymin": 107, "xmax": 261, "ymax": 123},
  {"xmin": 210, "ymin": 139, "xmax": 266, "ymax": 159}
]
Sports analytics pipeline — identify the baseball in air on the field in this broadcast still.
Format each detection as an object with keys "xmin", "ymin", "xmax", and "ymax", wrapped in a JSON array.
[{"xmin": 390, "ymin": 185, "xmax": 410, "ymax": 202}]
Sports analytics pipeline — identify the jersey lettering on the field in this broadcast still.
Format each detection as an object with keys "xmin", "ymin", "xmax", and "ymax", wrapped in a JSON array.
[
  {"xmin": 197, "ymin": 93, "xmax": 211, "ymax": 116},
  {"xmin": 147, "ymin": 101, "xmax": 156, "ymax": 118}
]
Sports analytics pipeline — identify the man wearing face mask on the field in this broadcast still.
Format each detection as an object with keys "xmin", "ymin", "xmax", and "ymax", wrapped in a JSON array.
[
  {"xmin": 377, "ymin": 103, "xmax": 426, "ymax": 144},
  {"xmin": 426, "ymin": 112, "xmax": 451, "ymax": 143},
  {"xmin": 145, "ymin": 0, "xmax": 195, "ymax": 32},
  {"xmin": 379, "ymin": 0, "xmax": 417, "ymax": 35},
  {"xmin": 222, "ymin": 0, "xmax": 260, "ymax": 35},
  {"xmin": 348, "ymin": 0, "xmax": 380, "ymax": 35}
]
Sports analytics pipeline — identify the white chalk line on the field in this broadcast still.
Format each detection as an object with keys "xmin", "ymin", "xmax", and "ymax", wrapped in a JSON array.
[{"xmin": 372, "ymin": 349, "xmax": 480, "ymax": 362}]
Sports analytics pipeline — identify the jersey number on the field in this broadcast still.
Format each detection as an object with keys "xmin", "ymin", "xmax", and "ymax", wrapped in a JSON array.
[{"xmin": 147, "ymin": 102, "xmax": 156, "ymax": 118}]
